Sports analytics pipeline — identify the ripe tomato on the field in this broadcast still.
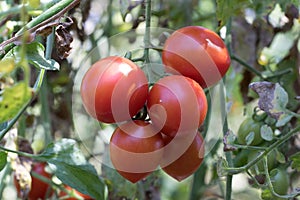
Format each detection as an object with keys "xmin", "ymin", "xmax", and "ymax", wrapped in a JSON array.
[
  {"xmin": 161, "ymin": 132, "xmax": 205, "ymax": 181},
  {"xmin": 162, "ymin": 26, "xmax": 230, "ymax": 88},
  {"xmin": 15, "ymin": 162, "xmax": 53, "ymax": 200},
  {"xmin": 237, "ymin": 117, "xmax": 264, "ymax": 146},
  {"xmin": 147, "ymin": 75, "xmax": 207, "ymax": 137},
  {"xmin": 110, "ymin": 120, "xmax": 164, "ymax": 183},
  {"xmin": 80, "ymin": 56, "xmax": 148, "ymax": 123},
  {"xmin": 59, "ymin": 185, "xmax": 93, "ymax": 200}
]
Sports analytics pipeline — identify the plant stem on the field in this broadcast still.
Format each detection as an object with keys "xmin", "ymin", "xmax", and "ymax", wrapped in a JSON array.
[
  {"xmin": 223, "ymin": 18, "xmax": 233, "ymax": 200},
  {"xmin": 39, "ymin": 29, "xmax": 55, "ymax": 146},
  {"xmin": 189, "ymin": 94, "xmax": 212, "ymax": 200},
  {"xmin": 225, "ymin": 125, "xmax": 300, "ymax": 175},
  {"xmin": 143, "ymin": 0, "xmax": 152, "ymax": 64},
  {"xmin": 0, "ymin": 0, "xmax": 79, "ymax": 57},
  {"xmin": 231, "ymin": 55, "xmax": 263, "ymax": 78}
]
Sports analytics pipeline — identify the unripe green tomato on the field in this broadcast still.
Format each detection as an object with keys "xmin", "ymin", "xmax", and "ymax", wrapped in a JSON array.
[
  {"xmin": 270, "ymin": 168, "xmax": 289, "ymax": 195},
  {"xmin": 248, "ymin": 150, "xmax": 277, "ymax": 174},
  {"xmin": 233, "ymin": 149, "xmax": 250, "ymax": 167},
  {"xmin": 237, "ymin": 118, "xmax": 264, "ymax": 146}
]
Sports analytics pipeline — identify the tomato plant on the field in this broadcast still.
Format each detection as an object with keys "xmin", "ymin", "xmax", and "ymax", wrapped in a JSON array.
[
  {"xmin": 109, "ymin": 120, "xmax": 164, "ymax": 183},
  {"xmin": 147, "ymin": 75, "xmax": 207, "ymax": 137},
  {"xmin": 237, "ymin": 117, "xmax": 264, "ymax": 146},
  {"xmin": 59, "ymin": 185, "xmax": 93, "ymax": 200},
  {"xmin": 15, "ymin": 162, "xmax": 53, "ymax": 200},
  {"xmin": 80, "ymin": 56, "xmax": 148, "ymax": 123},
  {"xmin": 161, "ymin": 132, "xmax": 205, "ymax": 181},
  {"xmin": 162, "ymin": 26, "xmax": 231, "ymax": 88}
]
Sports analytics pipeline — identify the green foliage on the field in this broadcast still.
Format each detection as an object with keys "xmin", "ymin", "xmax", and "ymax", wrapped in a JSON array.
[
  {"xmin": 290, "ymin": 152, "xmax": 300, "ymax": 171},
  {"xmin": 37, "ymin": 139, "xmax": 106, "ymax": 200},
  {"xmin": 0, "ymin": 151, "xmax": 7, "ymax": 172},
  {"xmin": 4, "ymin": 42, "xmax": 60, "ymax": 70},
  {"xmin": 216, "ymin": 0, "xmax": 251, "ymax": 27},
  {"xmin": 0, "ymin": 82, "xmax": 31, "ymax": 123}
]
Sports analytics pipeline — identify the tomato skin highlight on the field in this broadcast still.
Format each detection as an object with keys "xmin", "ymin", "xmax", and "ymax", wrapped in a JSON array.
[
  {"xmin": 59, "ymin": 185, "xmax": 94, "ymax": 200},
  {"xmin": 147, "ymin": 75, "xmax": 207, "ymax": 137},
  {"xmin": 15, "ymin": 162, "xmax": 53, "ymax": 200},
  {"xmin": 109, "ymin": 120, "xmax": 164, "ymax": 183},
  {"xmin": 162, "ymin": 26, "xmax": 230, "ymax": 88},
  {"xmin": 161, "ymin": 132, "xmax": 205, "ymax": 181},
  {"xmin": 80, "ymin": 56, "xmax": 148, "ymax": 123}
]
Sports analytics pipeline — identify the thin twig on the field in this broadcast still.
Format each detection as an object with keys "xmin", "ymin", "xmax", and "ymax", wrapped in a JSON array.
[{"xmin": 0, "ymin": 0, "xmax": 80, "ymax": 54}]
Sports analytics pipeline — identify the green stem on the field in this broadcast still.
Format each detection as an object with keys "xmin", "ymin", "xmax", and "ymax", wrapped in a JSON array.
[
  {"xmin": 231, "ymin": 55, "xmax": 263, "ymax": 78},
  {"xmin": 39, "ymin": 29, "xmax": 55, "ymax": 146},
  {"xmin": 225, "ymin": 125, "xmax": 300, "ymax": 175},
  {"xmin": 143, "ymin": 0, "xmax": 152, "ymax": 64},
  {"xmin": 189, "ymin": 94, "xmax": 212, "ymax": 200},
  {"xmin": 223, "ymin": 18, "xmax": 233, "ymax": 200},
  {"xmin": 0, "ymin": 145, "xmax": 37, "ymax": 159},
  {"xmin": 0, "ymin": 0, "xmax": 79, "ymax": 57}
]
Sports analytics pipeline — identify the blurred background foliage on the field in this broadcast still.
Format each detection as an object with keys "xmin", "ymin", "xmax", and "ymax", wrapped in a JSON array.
[{"xmin": 0, "ymin": 0, "xmax": 299, "ymax": 199}]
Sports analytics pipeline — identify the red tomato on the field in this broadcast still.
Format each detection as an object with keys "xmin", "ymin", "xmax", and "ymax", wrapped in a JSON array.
[
  {"xmin": 161, "ymin": 132, "xmax": 205, "ymax": 181},
  {"xmin": 162, "ymin": 26, "xmax": 231, "ymax": 88},
  {"xmin": 15, "ymin": 162, "xmax": 53, "ymax": 200},
  {"xmin": 59, "ymin": 185, "xmax": 93, "ymax": 200},
  {"xmin": 110, "ymin": 120, "xmax": 164, "ymax": 183},
  {"xmin": 80, "ymin": 56, "xmax": 148, "ymax": 123},
  {"xmin": 147, "ymin": 75, "xmax": 207, "ymax": 137}
]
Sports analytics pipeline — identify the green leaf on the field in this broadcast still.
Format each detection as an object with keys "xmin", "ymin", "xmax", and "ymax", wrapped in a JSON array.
[
  {"xmin": 216, "ymin": 0, "xmax": 251, "ymax": 27},
  {"xmin": 50, "ymin": 161, "xmax": 106, "ymax": 200},
  {"xmin": 275, "ymin": 149, "xmax": 285, "ymax": 164},
  {"xmin": 0, "ymin": 122, "xmax": 8, "ymax": 132},
  {"xmin": 4, "ymin": 42, "xmax": 60, "ymax": 70},
  {"xmin": 259, "ymin": 20, "xmax": 300, "ymax": 65},
  {"xmin": 0, "ymin": 58, "xmax": 15, "ymax": 77},
  {"xmin": 37, "ymin": 139, "xmax": 106, "ymax": 199},
  {"xmin": 0, "ymin": 82, "xmax": 32, "ymax": 123},
  {"xmin": 276, "ymin": 113, "xmax": 293, "ymax": 127},
  {"xmin": 245, "ymin": 132, "xmax": 255, "ymax": 145},
  {"xmin": 0, "ymin": 151, "xmax": 8, "ymax": 172},
  {"xmin": 290, "ymin": 152, "xmax": 300, "ymax": 171},
  {"xmin": 260, "ymin": 125, "xmax": 273, "ymax": 141},
  {"xmin": 38, "ymin": 138, "xmax": 87, "ymax": 165},
  {"xmin": 268, "ymin": 4, "xmax": 286, "ymax": 28}
]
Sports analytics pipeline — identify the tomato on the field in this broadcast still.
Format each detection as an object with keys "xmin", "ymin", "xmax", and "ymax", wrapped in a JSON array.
[
  {"xmin": 109, "ymin": 120, "xmax": 164, "ymax": 183},
  {"xmin": 161, "ymin": 132, "xmax": 205, "ymax": 181},
  {"xmin": 162, "ymin": 26, "xmax": 230, "ymax": 88},
  {"xmin": 15, "ymin": 162, "xmax": 53, "ymax": 200},
  {"xmin": 248, "ymin": 149, "xmax": 277, "ymax": 174},
  {"xmin": 80, "ymin": 56, "xmax": 148, "ymax": 123},
  {"xmin": 147, "ymin": 75, "xmax": 207, "ymax": 137},
  {"xmin": 59, "ymin": 185, "xmax": 93, "ymax": 200},
  {"xmin": 269, "ymin": 168, "xmax": 289, "ymax": 195},
  {"xmin": 237, "ymin": 117, "xmax": 264, "ymax": 146}
]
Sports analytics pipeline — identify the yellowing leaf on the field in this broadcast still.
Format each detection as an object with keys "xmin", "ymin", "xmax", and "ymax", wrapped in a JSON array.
[
  {"xmin": 0, "ymin": 58, "xmax": 15, "ymax": 75},
  {"xmin": 0, "ymin": 82, "xmax": 32, "ymax": 123},
  {"xmin": 29, "ymin": 0, "xmax": 40, "ymax": 9}
]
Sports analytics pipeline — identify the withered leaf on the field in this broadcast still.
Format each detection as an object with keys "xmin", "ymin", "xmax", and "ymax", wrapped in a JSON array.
[
  {"xmin": 55, "ymin": 20, "xmax": 74, "ymax": 59},
  {"xmin": 223, "ymin": 130, "xmax": 237, "ymax": 152},
  {"xmin": 249, "ymin": 81, "xmax": 289, "ymax": 120}
]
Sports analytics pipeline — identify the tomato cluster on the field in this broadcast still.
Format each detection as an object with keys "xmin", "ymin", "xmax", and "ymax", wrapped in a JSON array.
[{"xmin": 80, "ymin": 26, "xmax": 230, "ymax": 183}]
